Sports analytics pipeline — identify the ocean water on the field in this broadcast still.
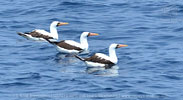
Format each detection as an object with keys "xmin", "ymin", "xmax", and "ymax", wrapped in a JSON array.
[{"xmin": 0, "ymin": 0, "xmax": 183, "ymax": 100}]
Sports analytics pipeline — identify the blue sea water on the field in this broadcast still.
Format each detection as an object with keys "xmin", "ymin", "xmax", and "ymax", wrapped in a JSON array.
[{"xmin": 0, "ymin": 0, "xmax": 183, "ymax": 100}]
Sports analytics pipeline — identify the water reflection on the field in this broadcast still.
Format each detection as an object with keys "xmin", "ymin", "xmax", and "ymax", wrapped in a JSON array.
[
  {"xmin": 54, "ymin": 53, "xmax": 79, "ymax": 65},
  {"xmin": 54, "ymin": 52, "xmax": 90, "ymax": 65},
  {"xmin": 54, "ymin": 53, "xmax": 119, "ymax": 77},
  {"xmin": 86, "ymin": 65, "xmax": 119, "ymax": 76}
]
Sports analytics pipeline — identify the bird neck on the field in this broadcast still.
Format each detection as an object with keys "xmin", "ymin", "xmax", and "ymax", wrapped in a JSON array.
[
  {"xmin": 80, "ymin": 35, "xmax": 88, "ymax": 50},
  {"xmin": 109, "ymin": 47, "xmax": 118, "ymax": 64},
  {"xmin": 50, "ymin": 25, "xmax": 58, "ymax": 40}
]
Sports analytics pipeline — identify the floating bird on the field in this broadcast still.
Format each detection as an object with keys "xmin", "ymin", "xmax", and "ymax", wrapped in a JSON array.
[
  {"xmin": 46, "ymin": 32, "xmax": 99, "ymax": 54},
  {"xmin": 17, "ymin": 21, "xmax": 68, "ymax": 41},
  {"xmin": 75, "ymin": 43, "xmax": 128, "ymax": 67}
]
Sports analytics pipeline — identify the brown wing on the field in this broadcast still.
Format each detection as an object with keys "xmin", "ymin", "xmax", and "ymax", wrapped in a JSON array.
[
  {"xmin": 54, "ymin": 40, "xmax": 83, "ymax": 51},
  {"xmin": 25, "ymin": 31, "xmax": 53, "ymax": 39},
  {"xmin": 84, "ymin": 54, "xmax": 115, "ymax": 65}
]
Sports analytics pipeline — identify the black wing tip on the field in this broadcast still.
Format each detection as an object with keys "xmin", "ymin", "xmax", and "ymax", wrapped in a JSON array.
[
  {"xmin": 45, "ymin": 38, "xmax": 56, "ymax": 44},
  {"xmin": 74, "ymin": 55, "xmax": 85, "ymax": 61}
]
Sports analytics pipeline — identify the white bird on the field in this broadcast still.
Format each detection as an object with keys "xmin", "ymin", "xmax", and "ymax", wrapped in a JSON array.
[
  {"xmin": 17, "ymin": 21, "xmax": 68, "ymax": 41},
  {"xmin": 46, "ymin": 32, "xmax": 99, "ymax": 54},
  {"xmin": 75, "ymin": 43, "xmax": 128, "ymax": 68}
]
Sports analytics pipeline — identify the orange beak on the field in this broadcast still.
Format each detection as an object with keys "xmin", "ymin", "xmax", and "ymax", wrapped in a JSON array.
[
  {"xmin": 57, "ymin": 22, "xmax": 69, "ymax": 26},
  {"xmin": 117, "ymin": 44, "xmax": 128, "ymax": 48},
  {"xmin": 88, "ymin": 33, "xmax": 99, "ymax": 36}
]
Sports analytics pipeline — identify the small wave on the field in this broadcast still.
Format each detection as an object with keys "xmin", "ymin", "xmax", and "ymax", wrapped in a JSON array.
[
  {"xmin": 15, "ymin": 72, "xmax": 41, "ymax": 81},
  {"xmin": 110, "ymin": 3, "xmax": 129, "ymax": 7},
  {"xmin": 0, "ymin": 82, "xmax": 32, "ymax": 87},
  {"xmin": 148, "ymin": 85, "xmax": 170, "ymax": 89},
  {"xmin": 61, "ymin": 1, "xmax": 85, "ymax": 6},
  {"xmin": 161, "ymin": 74, "xmax": 182, "ymax": 80},
  {"xmin": 173, "ymin": 27, "xmax": 183, "ymax": 32},
  {"xmin": 129, "ymin": 91, "xmax": 149, "ymax": 95},
  {"xmin": 0, "ymin": 62, "xmax": 18, "ymax": 66}
]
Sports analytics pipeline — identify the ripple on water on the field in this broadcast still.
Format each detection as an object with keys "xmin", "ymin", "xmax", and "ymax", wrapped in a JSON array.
[
  {"xmin": 173, "ymin": 27, "xmax": 183, "ymax": 32},
  {"xmin": 161, "ymin": 74, "xmax": 182, "ymax": 80},
  {"xmin": 15, "ymin": 72, "xmax": 41, "ymax": 81},
  {"xmin": 0, "ymin": 82, "xmax": 32, "ymax": 88}
]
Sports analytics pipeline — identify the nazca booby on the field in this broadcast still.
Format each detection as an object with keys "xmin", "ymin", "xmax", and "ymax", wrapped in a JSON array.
[
  {"xmin": 75, "ymin": 43, "xmax": 128, "ymax": 67},
  {"xmin": 46, "ymin": 32, "xmax": 99, "ymax": 54},
  {"xmin": 17, "ymin": 21, "xmax": 68, "ymax": 41}
]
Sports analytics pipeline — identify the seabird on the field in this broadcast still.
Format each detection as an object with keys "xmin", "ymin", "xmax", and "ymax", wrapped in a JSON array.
[
  {"xmin": 75, "ymin": 43, "xmax": 128, "ymax": 67},
  {"xmin": 17, "ymin": 21, "xmax": 68, "ymax": 41},
  {"xmin": 46, "ymin": 32, "xmax": 99, "ymax": 54}
]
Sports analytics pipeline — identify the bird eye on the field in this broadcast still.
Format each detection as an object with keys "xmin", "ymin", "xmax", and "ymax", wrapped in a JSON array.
[
  {"xmin": 116, "ymin": 44, "xmax": 119, "ymax": 49},
  {"xmin": 87, "ymin": 33, "xmax": 90, "ymax": 37},
  {"xmin": 56, "ymin": 23, "xmax": 60, "ymax": 27}
]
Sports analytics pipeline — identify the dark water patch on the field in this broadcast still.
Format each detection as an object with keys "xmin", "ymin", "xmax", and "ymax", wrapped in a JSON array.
[
  {"xmin": 60, "ymin": 1, "xmax": 109, "ymax": 8},
  {"xmin": 15, "ymin": 73, "xmax": 41, "ymax": 81},
  {"xmin": 74, "ymin": 90, "xmax": 98, "ymax": 94},
  {"xmin": 41, "ymin": 75, "xmax": 55, "ymax": 79},
  {"xmin": 145, "ymin": 46, "xmax": 158, "ymax": 50},
  {"xmin": 129, "ymin": 91, "xmax": 149, "ymax": 95},
  {"xmin": 147, "ymin": 85, "xmax": 170, "ymax": 89},
  {"xmin": 155, "ymin": 26, "xmax": 169, "ymax": 30},
  {"xmin": 0, "ymin": 26, "xmax": 8, "ymax": 29},
  {"xmin": 0, "ymin": 82, "xmax": 32, "ymax": 87},
  {"xmin": 134, "ymin": 26, "xmax": 150, "ymax": 30},
  {"xmin": 117, "ymin": 84, "xmax": 133, "ymax": 88},
  {"xmin": 167, "ymin": 4, "xmax": 183, "ymax": 12},
  {"xmin": 173, "ymin": 27, "xmax": 183, "ymax": 32},
  {"xmin": 164, "ymin": 60, "xmax": 183, "ymax": 65},
  {"xmin": 0, "ymin": 73, "xmax": 6, "ymax": 75},
  {"xmin": 111, "ymin": 3, "xmax": 129, "ymax": 7},
  {"xmin": 61, "ymin": 1, "xmax": 86, "ymax": 6},
  {"xmin": 161, "ymin": 74, "xmax": 182, "ymax": 80},
  {"xmin": 136, "ymin": 80, "xmax": 147, "ymax": 84},
  {"xmin": 0, "ymin": 62, "xmax": 19, "ymax": 66},
  {"xmin": 69, "ymin": 78, "xmax": 89, "ymax": 85}
]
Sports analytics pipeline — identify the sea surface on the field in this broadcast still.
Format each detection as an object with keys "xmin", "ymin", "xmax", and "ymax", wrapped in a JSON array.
[{"xmin": 0, "ymin": 0, "xmax": 183, "ymax": 100}]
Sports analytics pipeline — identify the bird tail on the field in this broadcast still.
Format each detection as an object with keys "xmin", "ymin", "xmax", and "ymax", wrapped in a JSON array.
[
  {"xmin": 45, "ymin": 38, "xmax": 57, "ymax": 44},
  {"xmin": 74, "ymin": 55, "xmax": 85, "ymax": 61},
  {"xmin": 17, "ymin": 32, "xmax": 28, "ymax": 38}
]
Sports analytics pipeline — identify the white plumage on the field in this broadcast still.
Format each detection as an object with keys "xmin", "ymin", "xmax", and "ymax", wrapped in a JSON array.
[
  {"xmin": 47, "ymin": 32, "xmax": 99, "ymax": 54},
  {"xmin": 75, "ymin": 43, "xmax": 128, "ymax": 67},
  {"xmin": 17, "ymin": 21, "xmax": 68, "ymax": 41}
]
